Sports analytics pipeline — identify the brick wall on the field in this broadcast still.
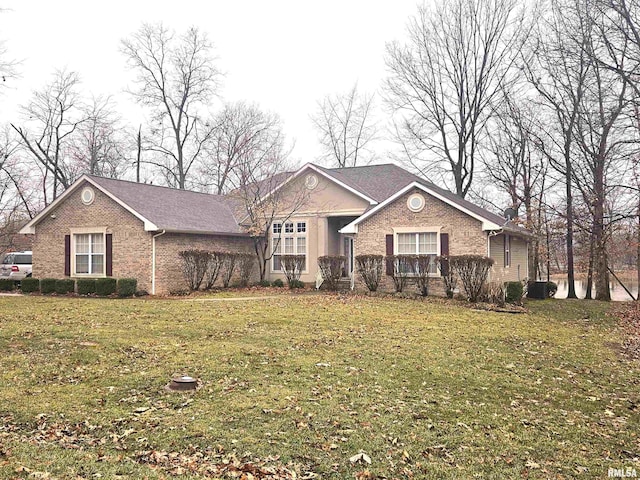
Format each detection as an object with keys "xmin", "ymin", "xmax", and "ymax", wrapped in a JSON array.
[
  {"xmin": 32, "ymin": 181, "xmax": 153, "ymax": 290},
  {"xmin": 154, "ymin": 233, "xmax": 256, "ymax": 294},
  {"xmin": 354, "ymin": 188, "xmax": 488, "ymax": 294}
]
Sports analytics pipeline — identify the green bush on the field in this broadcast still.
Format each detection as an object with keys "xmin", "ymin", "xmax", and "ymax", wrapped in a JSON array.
[
  {"xmin": 96, "ymin": 278, "xmax": 117, "ymax": 296},
  {"xmin": 20, "ymin": 277, "xmax": 40, "ymax": 293},
  {"xmin": 77, "ymin": 278, "xmax": 96, "ymax": 295},
  {"xmin": 117, "ymin": 278, "xmax": 137, "ymax": 297},
  {"xmin": 546, "ymin": 281, "xmax": 558, "ymax": 298},
  {"xmin": 40, "ymin": 278, "xmax": 57, "ymax": 294},
  {"xmin": 259, "ymin": 279, "xmax": 271, "ymax": 287},
  {"xmin": 0, "ymin": 279, "xmax": 15, "ymax": 291},
  {"xmin": 289, "ymin": 279, "xmax": 305, "ymax": 289},
  {"xmin": 272, "ymin": 278, "xmax": 285, "ymax": 288},
  {"xmin": 55, "ymin": 278, "xmax": 75, "ymax": 294},
  {"xmin": 505, "ymin": 281, "xmax": 524, "ymax": 304}
]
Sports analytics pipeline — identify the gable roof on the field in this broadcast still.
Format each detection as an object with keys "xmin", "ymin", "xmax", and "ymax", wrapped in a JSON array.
[
  {"xmin": 20, "ymin": 175, "xmax": 247, "ymax": 236},
  {"xmin": 20, "ymin": 163, "xmax": 530, "ymax": 238},
  {"xmin": 316, "ymin": 164, "xmax": 530, "ymax": 235}
]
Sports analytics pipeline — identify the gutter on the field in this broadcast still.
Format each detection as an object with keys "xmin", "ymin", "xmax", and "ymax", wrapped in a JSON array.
[{"xmin": 151, "ymin": 230, "xmax": 166, "ymax": 295}]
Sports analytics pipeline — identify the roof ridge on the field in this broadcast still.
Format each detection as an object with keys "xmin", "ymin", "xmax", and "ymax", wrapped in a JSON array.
[{"xmin": 87, "ymin": 174, "xmax": 230, "ymax": 200}]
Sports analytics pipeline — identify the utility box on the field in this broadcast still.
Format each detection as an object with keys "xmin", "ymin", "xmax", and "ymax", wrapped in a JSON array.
[{"xmin": 527, "ymin": 281, "xmax": 548, "ymax": 299}]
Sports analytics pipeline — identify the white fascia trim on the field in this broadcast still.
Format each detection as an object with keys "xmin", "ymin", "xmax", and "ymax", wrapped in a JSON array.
[
  {"xmin": 19, "ymin": 175, "xmax": 159, "ymax": 234},
  {"xmin": 339, "ymin": 182, "xmax": 502, "ymax": 234}
]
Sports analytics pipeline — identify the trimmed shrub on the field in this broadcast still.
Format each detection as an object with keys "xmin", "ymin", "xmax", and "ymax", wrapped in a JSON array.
[
  {"xmin": 203, "ymin": 251, "xmax": 224, "ymax": 290},
  {"xmin": 20, "ymin": 277, "xmax": 40, "ymax": 293},
  {"xmin": 386, "ymin": 255, "xmax": 413, "ymax": 293},
  {"xmin": 413, "ymin": 255, "xmax": 434, "ymax": 296},
  {"xmin": 117, "ymin": 278, "xmax": 137, "ymax": 297},
  {"xmin": 436, "ymin": 255, "xmax": 457, "ymax": 298},
  {"xmin": 280, "ymin": 255, "xmax": 306, "ymax": 288},
  {"xmin": 449, "ymin": 255, "xmax": 494, "ymax": 302},
  {"xmin": 355, "ymin": 254, "xmax": 384, "ymax": 292},
  {"xmin": 289, "ymin": 279, "xmax": 305, "ymax": 289},
  {"xmin": 96, "ymin": 278, "xmax": 117, "ymax": 296},
  {"xmin": 220, "ymin": 252, "xmax": 239, "ymax": 288},
  {"xmin": 505, "ymin": 281, "xmax": 524, "ymax": 304},
  {"xmin": 0, "ymin": 279, "xmax": 15, "ymax": 291},
  {"xmin": 318, "ymin": 255, "xmax": 346, "ymax": 291},
  {"xmin": 546, "ymin": 281, "xmax": 558, "ymax": 298},
  {"xmin": 40, "ymin": 278, "xmax": 57, "ymax": 294},
  {"xmin": 179, "ymin": 250, "xmax": 210, "ymax": 291},
  {"xmin": 237, "ymin": 253, "xmax": 256, "ymax": 287},
  {"xmin": 55, "ymin": 278, "xmax": 75, "ymax": 294},
  {"xmin": 259, "ymin": 279, "xmax": 271, "ymax": 287},
  {"xmin": 77, "ymin": 278, "xmax": 97, "ymax": 295},
  {"xmin": 272, "ymin": 278, "xmax": 285, "ymax": 288}
]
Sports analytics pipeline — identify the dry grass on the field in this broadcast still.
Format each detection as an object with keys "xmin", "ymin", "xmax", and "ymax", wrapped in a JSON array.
[{"xmin": 0, "ymin": 294, "xmax": 638, "ymax": 479}]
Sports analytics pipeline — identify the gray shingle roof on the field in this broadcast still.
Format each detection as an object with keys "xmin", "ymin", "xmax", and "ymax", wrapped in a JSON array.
[
  {"xmin": 317, "ymin": 163, "xmax": 523, "ymax": 230},
  {"xmin": 84, "ymin": 162, "xmax": 530, "ymax": 237},
  {"xmin": 88, "ymin": 175, "xmax": 246, "ymax": 235}
]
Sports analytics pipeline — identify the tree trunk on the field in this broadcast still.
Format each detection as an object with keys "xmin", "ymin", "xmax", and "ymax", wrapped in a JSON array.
[
  {"xmin": 136, "ymin": 125, "xmax": 142, "ymax": 183},
  {"xmin": 565, "ymin": 171, "xmax": 578, "ymax": 298},
  {"xmin": 637, "ymin": 194, "xmax": 639, "ymax": 302},
  {"xmin": 594, "ymin": 164, "xmax": 610, "ymax": 301},
  {"xmin": 585, "ymin": 230, "xmax": 594, "ymax": 300}
]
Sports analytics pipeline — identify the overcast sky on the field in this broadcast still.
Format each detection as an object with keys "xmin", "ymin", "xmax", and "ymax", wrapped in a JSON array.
[{"xmin": 0, "ymin": 0, "xmax": 421, "ymax": 165}]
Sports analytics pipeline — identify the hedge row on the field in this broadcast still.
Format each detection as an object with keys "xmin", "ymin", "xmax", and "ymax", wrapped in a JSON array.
[{"xmin": 21, "ymin": 278, "xmax": 138, "ymax": 297}]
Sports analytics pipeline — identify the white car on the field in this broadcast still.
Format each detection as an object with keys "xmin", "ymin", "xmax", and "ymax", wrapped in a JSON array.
[{"xmin": 0, "ymin": 251, "xmax": 33, "ymax": 280}]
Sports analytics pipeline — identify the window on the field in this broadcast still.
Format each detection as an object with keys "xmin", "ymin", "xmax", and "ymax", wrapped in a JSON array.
[
  {"xmin": 74, "ymin": 233, "xmax": 104, "ymax": 275},
  {"xmin": 407, "ymin": 193, "xmax": 425, "ymax": 212},
  {"xmin": 504, "ymin": 234, "xmax": 511, "ymax": 267},
  {"xmin": 272, "ymin": 220, "xmax": 307, "ymax": 272},
  {"xmin": 396, "ymin": 232, "xmax": 438, "ymax": 274}
]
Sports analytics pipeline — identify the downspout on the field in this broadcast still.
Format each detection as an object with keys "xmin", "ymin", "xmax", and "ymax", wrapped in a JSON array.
[{"xmin": 151, "ymin": 230, "xmax": 166, "ymax": 295}]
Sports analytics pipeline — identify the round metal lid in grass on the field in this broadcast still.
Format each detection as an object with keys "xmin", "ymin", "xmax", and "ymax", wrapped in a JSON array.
[{"xmin": 166, "ymin": 375, "xmax": 198, "ymax": 391}]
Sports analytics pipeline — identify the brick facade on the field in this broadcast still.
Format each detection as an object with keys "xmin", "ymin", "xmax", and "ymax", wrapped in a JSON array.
[
  {"xmin": 354, "ymin": 188, "xmax": 488, "ymax": 294},
  {"xmin": 32, "ymin": 180, "xmax": 258, "ymax": 295},
  {"xmin": 154, "ymin": 233, "xmax": 256, "ymax": 295},
  {"xmin": 32, "ymin": 181, "xmax": 153, "ymax": 291}
]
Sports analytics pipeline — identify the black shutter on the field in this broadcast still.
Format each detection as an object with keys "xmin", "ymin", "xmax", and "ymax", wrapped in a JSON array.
[
  {"xmin": 106, "ymin": 234, "xmax": 113, "ymax": 276},
  {"xmin": 385, "ymin": 234, "xmax": 394, "ymax": 275},
  {"xmin": 64, "ymin": 235, "xmax": 71, "ymax": 276},
  {"xmin": 440, "ymin": 233, "xmax": 449, "ymax": 277}
]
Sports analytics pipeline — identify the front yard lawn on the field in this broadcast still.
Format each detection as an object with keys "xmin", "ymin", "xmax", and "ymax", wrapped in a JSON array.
[{"xmin": 0, "ymin": 294, "xmax": 638, "ymax": 479}]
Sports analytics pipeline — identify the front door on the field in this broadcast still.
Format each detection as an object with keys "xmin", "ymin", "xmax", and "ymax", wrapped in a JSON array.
[{"xmin": 343, "ymin": 236, "xmax": 354, "ymax": 277}]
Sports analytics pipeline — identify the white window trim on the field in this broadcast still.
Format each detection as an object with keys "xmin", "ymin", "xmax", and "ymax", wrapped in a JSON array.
[
  {"xmin": 271, "ymin": 219, "xmax": 309, "ymax": 274},
  {"xmin": 70, "ymin": 227, "xmax": 107, "ymax": 278},
  {"xmin": 504, "ymin": 234, "xmax": 511, "ymax": 268},
  {"xmin": 392, "ymin": 227, "xmax": 441, "ymax": 277}
]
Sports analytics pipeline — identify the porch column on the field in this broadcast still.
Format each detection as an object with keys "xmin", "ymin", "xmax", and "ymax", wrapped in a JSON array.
[{"xmin": 317, "ymin": 216, "xmax": 328, "ymax": 257}]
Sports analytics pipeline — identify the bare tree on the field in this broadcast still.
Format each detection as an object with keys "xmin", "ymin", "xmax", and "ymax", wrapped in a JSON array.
[
  {"xmin": 385, "ymin": 0, "xmax": 530, "ymax": 198},
  {"xmin": 311, "ymin": 83, "xmax": 377, "ymax": 168},
  {"xmin": 200, "ymin": 102, "xmax": 284, "ymax": 194},
  {"xmin": 523, "ymin": 0, "xmax": 593, "ymax": 298},
  {"xmin": 226, "ymin": 119, "xmax": 307, "ymax": 281},
  {"xmin": 0, "ymin": 8, "xmax": 17, "ymax": 93},
  {"xmin": 11, "ymin": 69, "xmax": 84, "ymax": 205},
  {"xmin": 484, "ymin": 90, "xmax": 550, "ymax": 279},
  {"xmin": 594, "ymin": 0, "xmax": 640, "ymax": 96},
  {"xmin": 68, "ymin": 95, "xmax": 127, "ymax": 178},
  {"xmin": 121, "ymin": 23, "xmax": 221, "ymax": 189}
]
